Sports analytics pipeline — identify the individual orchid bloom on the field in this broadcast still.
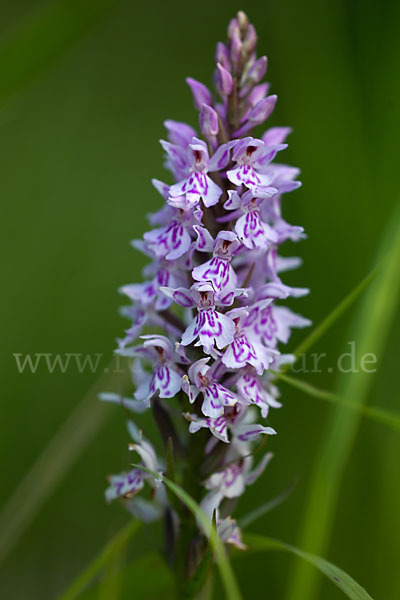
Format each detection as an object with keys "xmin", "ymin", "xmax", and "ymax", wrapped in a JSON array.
[
  {"xmin": 186, "ymin": 401, "xmax": 275, "ymax": 443},
  {"xmin": 192, "ymin": 230, "xmax": 240, "ymax": 297},
  {"xmin": 185, "ymin": 412, "xmax": 230, "ymax": 443},
  {"xmin": 249, "ymin": 301, "xmax": 311, "ymax": 349},
  {"xmin": 182, "ymin": 358, "xmax": 237, "ymax": 418},
  {"xmin": 120, "ymin": 267, "xmax": 178, "ymax": 312},
  {"xmin": 124, "ymin": 335, "xmax": 182, "ymax": 402},
  {"xmin": 143, "ymin": 205, "xmax": 202, "ymax": 260},
  {"xmin": 217, "ymin": 517, "xmax": 247, "ymax": 550},
  {"xmin": 161, "ymin": 282, "xmax": 236, "ymax": 354},
  {"xmin": 106, "ymin": 424, "xmax": 162, "ymax": 503},
  {"xmin": 229, "ymin": 404, "xmax": 277, "ymax": 442},
  {"xmin": 223, "ymin": 189, "xmax": 279, "ymax": 249},
  {"xmin": 222, "ymin": 305, "xmax": 279, "ymax": 375},
  {"xmin": 160, "ymin": 139, "xmax": 188, "ymax": 182},
  {"xmin": 204, "ymin": 451, "xmax": 274, "ymax": 499},
  {"xmin": 169, "ymin": 138, "xmax": 233, "ymax": 208},
  {"xmin": 231, "ymin": 419, "xmax": 276, "ymax": 443},
  {"xmin": 227, "ymin": 136, "xmax": 286, "ymax": 193},
  {"xmin": 117, "ymin": 301, "xmax": 171, "ymax": 349},
  {"xmin": 261, "ymin": 244, "xmax": 310, "ymax": 297},
  {"xmin": 259, "ymin": 195, "xmax": 305, "ymax": 243},
  {"xmin": 236, "ymin": 367, "xmax": 282, "ymax": 418},
  {"xmin": 117, "ymin": 303, "xmax": 149, "ymax": 348},
  {"xmin": 265, "ymin": 163, "xmax": 302, "ymax": 195},
  {"xmin": 105, "ymin": 468, "xmax": 144, "ymax": 503}
]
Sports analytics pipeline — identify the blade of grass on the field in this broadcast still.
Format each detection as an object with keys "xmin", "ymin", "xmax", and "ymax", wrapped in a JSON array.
[
  {"xmin": 0, "ymin": 360, "xmax": 131, "ymax": 565},
  {"xmin": 238, "ymin": 479, "xmax": 296, "ymax": 529},
  {"xmin": 277, "ymin": 372, "xmax": 400, "ymax": 434},
  {"xmin": 287, "ymin": 206, "xmax": 400, "ymax": 600},
  {"xmin": 0, "ymin": 0, "xmax": 120, "ymax": 108},
  {"xmin": 58, "ymin": 519, "xmax": 140, "ymax": 600},
  {"xmin": 292, "ymin": 267, "xmax": 379, "ymax": 361},
  {"xmin": 242, "ymin": 533, "xmax": 374, "ymax": 600},
  {"xmin": 133, "ymin": 465, "xmax": 242, "ymax": 600}
]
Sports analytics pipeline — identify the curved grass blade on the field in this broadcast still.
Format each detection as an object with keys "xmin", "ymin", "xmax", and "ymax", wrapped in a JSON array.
[
  {"xmin": 0, "ymin": 0, "xmax": 119, "ymax": 108},
  {"xmin": 0, "ymin": 360, "xmax": 131, "ymax": 565},
  {"xmin": 242, "ymin": 533, "xmax": 374, "ymax": 600},
  {"xmin": 291, "ymin": 267, "xmax": 379, "ymax": 363},
  {"xmin": 59, "ymin": 519, "xmax": 140, "ymax": 600},
  {"xmin": 287, "ymin": 206, "xmax": 400, "ymax": 600},
  {"xmin": 277, "ymin": 372, "xmax": 400, "ymax": 434},
  {"xmin": 133, "ymin": 464, "xmax": 242, "ymax": 600},
  {"xmin": 238, "ymin": 479, "xmax": 296, "ymax": 529}
]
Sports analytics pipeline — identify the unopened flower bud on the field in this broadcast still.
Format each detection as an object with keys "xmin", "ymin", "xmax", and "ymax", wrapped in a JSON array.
[
  {"xmin": 245, "ymin": 56, "xmax": 267, "ymax": 85},
  {"xmin": 227, "ymin": 17, "xmax": 239, "ymax": 39},
  {"xmin": 215, "ymin": 41, "xmax": 231, "ymax": 71},
  {"xmin": 243, "ymin": 24, "xmax": 257, "ymax": 54},
  {"xmin": 248, "ymin": 95, "xmax": 277, "ymax": 124},
  {"xmin": 230, "ymin": 30, "xmax": 243, "ymax": 64},
  {"xmin": 186, "ymin": 77, "xmax": 212, "ymax": 110},
  {"xmin": 237, "ymin": 11, "xmax": 249, "ymax": 33},
  {"xmin": 216, "ymin": 62, "xmax": 233, "ymax": 96},
  {"xmin": 246, "ymin": 83, "xmax": 270, "ymax": 105},
  {"xmin": 200, "ymin": 103, "xmax": 219, "ymax": 138}
]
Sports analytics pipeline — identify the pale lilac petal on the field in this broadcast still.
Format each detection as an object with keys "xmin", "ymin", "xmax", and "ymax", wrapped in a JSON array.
[
  {"xmin": 262, "ymin": 126, "xmax": 292, "ymax": 146},
  {"xmin": 273, "ymin": 306, "xmax": 312, "ymax": 344},
  {"xmin": 208, "ymin": 141, "xmax": 235, "ymax": 172},
  {"xmin": 99, "ymin": 393, "xmax": 149, "ymax": 414},
  {"xmin": 195, "ymin": 310, "xmax": 235, "ymax": 352},
  {"xmin": 193, "ymin": 225, "xmax": 215, "ymax": 252},
  {"xmin": 192, "ymin": 258, "xmax": 237, "ymax": 296},
  {"xmin": 235, "ymin": 422, "xmax": 276, "ymax": 443},
  {"xmin": 203, "ymin": 175, "xmax": 223, "ymax": 207},
  {"xmin": 245, "ymin": 452, "xmax": 274, "ymax": 485},
  {"xmin": 151, "ymin": 178, "xmax": 170, "ymax": 199},
  {"xmin": 143, "ymin": 221, "xmax": 191, "ymax": 260},
  {"xmin": 201, "ymin": 383, "xmax": 236, "ymax": 418},
  {"xmin": 181, "ymin": 316, "xmax": 199, "ymax": 347},
  {"xmin": 164, "ymin": 119, "xmax": 196, "ymax": 147},
  {"xmin": 182, "ymin": 375, "xmax": 200, "ymax": 403},
  {"xmin": 150, "ymin": 366, "xmax": 181, "ymax": 399},
  {"xmin": 160, "ymin": 286, "xmax": 194, "ymax": 308},
  {"xmin": 186, "ymin": 77, "xmax": 212, "ymax": 109},
  {"xmin": 222, "ymin": 335, "xmax": 264, "ymax": 375},
  {"xmin": 224, "ymin": 190, "xmax": 242, "ymax": 210}
]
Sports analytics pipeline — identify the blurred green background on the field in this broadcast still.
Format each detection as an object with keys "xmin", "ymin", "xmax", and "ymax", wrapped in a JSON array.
[{"xmin": 1, "ymin": 0, "xmax": 399, "ymax": 598}]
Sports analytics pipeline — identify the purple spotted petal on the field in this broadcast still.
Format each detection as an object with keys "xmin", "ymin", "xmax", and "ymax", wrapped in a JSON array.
[
  {"xmin": 150, "ymin": 366, "xmax": 181, "ymax": 399},
  {"xmin": 105, "ymin": 468, "xmax": 144, "ymax": 502}
]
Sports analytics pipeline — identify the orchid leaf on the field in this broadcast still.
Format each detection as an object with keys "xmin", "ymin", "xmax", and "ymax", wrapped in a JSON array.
[{"xmin": 243, "ymin": 533, "xmax": 374, "ymax": 600}]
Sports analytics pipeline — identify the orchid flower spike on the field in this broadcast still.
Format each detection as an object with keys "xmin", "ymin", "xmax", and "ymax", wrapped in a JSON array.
[{"xmin": 103, "ymin": 10, "xmax": 310, "ymax": 586}]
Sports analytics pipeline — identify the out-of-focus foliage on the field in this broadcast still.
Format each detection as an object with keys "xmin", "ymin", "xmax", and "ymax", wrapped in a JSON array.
[{"xmin": 1, "ymin": 0, "xmax": 399, "ymax": 598}]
